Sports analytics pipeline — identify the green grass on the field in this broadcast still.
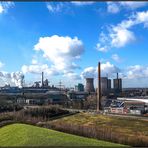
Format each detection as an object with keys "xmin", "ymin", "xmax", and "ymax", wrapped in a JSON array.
[{"xmin": 0, "ymin": 123, "xmax": 123, "ymax": 146}]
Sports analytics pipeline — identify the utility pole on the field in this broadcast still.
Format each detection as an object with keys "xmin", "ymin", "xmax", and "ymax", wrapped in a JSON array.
[{"xmin": 97, "ymin": 62, "xmax": 101, "ymax": 112}]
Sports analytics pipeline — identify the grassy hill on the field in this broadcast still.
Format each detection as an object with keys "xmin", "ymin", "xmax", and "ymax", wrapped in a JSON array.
[
  {"xmin": 0, "ymin": 123, "xmax": 123, "ymax": 146},
  {"xmin": 49, "ymin": 113, "xmax": 148, "ymax": 146}
]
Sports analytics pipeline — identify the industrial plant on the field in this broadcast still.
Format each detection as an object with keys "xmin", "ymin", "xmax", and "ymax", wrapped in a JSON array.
[{"xmin": 0, "ymin": 63, "xmax": 148, "ymax": 116}]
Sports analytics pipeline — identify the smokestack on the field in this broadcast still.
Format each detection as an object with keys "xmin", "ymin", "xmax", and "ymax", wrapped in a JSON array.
[
  {"xmin": 97, "ymin": 62, "xmax": 102, "ymax": 112},
  {"xmin": 85, "ymin": 78, "xmax": 95, "ymax": 92},
  {"xmin": 117, "ymin": 72, "xmax": 119, "ymax": 91},
  {"xmin": 42, "ymin": 72, "xmax": 44, "ymax": 87}
]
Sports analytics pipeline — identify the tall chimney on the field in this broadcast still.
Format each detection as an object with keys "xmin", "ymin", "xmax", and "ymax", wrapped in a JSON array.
[
  {"xmin": 117, "ymin": 73, "xmax": 118, "ymax": 79},
  {"xmin": 97, "ymin": 62, "xmax": 102, "ymax": 112},
  {"xmin": 42, "ymin": 72, "xmax": 44, "ymax": 87}
]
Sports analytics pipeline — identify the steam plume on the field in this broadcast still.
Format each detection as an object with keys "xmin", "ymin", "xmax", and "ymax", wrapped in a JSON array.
[{"xmin": 0, "ymin": 71, "xmax": 24, "ymax": 88}]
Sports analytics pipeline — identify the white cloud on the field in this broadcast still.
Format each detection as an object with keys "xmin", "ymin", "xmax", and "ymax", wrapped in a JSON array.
[
  {"xmin": 97, "ymin": 27, "xmax": 135, "ymax": 50},
  {"xmin": 22, "ymin": 62, "xmax": 81, "ymax": 84},
  {"xmin": 21, "ymin": 64, "xmax": 59, "ymax": 76},
  {"xmin": 110, "ymin": 11, "xmax": 148, "ymax": 48},
  {"xmin": 0, "ymin": 4, "xmax": 4, "ymax": 13},
  {"xmin": 99, "ymin": 32, "xmax": 109, "ymax": 44},
  {"xmin": 96, "ymin": 43, "xmax": 109, "ymax": 52},
  {"xmin": 0, "ymin": 2, "xmax": 14, "ymax": 14},
  {"xmin": 97, "ymin": 10, "xmax": 148, "ymax": 51},
  {"xmin": 71, "ymin": 1, "xmax": 95, "ymax": 6},
  {"xmin": 119, "ymin": 2, "xmax": 148, "ymax": 10},
  {"xmin": 0, "ymin": 61, "xmax": 4, "ymax": 68},
  {"xmin": 126, "ymin": 65, "xmax": 148, "ymax": 79},
  {"xmin": 119, "ymin": 11, "xmax": 148, "ymax": 29},
  {"xmin": 107, "ymin": 2, "xmax": 148, "ymax": 14},
  {"xmin": 107, "ymin": 2, "xmax": 120, "ymax": 14},
  {"xmin": 22, "ymin": 64, "xmax": 43, "ymax": 74},
  {"xmin": 111, "ymin": 54, "xmax": 121, "ymax": 62},
  {"xmin": 119, "ymin": 19, "xmax": 136, "ymax": 29},
  {"xmin": 110, "ymin": 27, "xmax": 135, "ymax": 48},
  {"xmin": 31, "ymin": 59, "xmax": 38, "ymax": 65},
  {"xmin": 34, "ymin": 35, "xmax": 84, "ymax": 72},
  {"xmin": 135, "ymin": 11, "xmax": 148, "ymax": 27},
  {"xmin": 81, "ymin": 67, "xmax": 97, "ymax": 79},
  {"xmin": 101, "ymin": 62, "xmax": 120, "ymax": 76},
  {"xmin": 81, "ymin": 63, "xmax": 148, "ymax": 87},
  {"xmin": 63, "ymin": 72, "xmax": 81, "ymax": 80},
  {"xmin": 47, "ymin": 2, "xmax": 63, "ymax": 13},
  {"xmin": 21, "ymin": 35, "xmax": 84, "ymax": 81},
  {"xmin": 46, "ymin": 2, "xmax": 95, "ymax": 13},
  {"xmin": 47, "ymin": 4, "xmax": 54, "ymax": 12},
  {"xmin": 81, "ymin": 62, "xmax": 120, "ymax": 79}
]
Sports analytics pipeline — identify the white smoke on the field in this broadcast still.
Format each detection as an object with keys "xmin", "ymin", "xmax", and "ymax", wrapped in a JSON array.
[
  {"xmin": 81, "ymin": 67, "xmax": 97, "ymax": 79},
  {"xmin": 0, "ymin": 71, "xmax": 24, "ymax": 88}
]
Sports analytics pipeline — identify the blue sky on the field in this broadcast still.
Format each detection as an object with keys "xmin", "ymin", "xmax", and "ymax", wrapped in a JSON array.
[{"xmin": 0, "ymin": 1, "xmax": 148, "ymax": 88}]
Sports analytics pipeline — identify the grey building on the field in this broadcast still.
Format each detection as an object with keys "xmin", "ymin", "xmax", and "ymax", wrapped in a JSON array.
[
  {"xmin": 78, "ymin": 83, "xmax": 84, "ymax": 92},
  {"xmin": 75, "ymin": 84, "xmax": 84, "ymax": 92},
  {"xmin": 107, "ymin": 79, "xmax": 111, "ymax": 90},
  {"xmin": 101, "ymin": 77, "xmax": 111, "ymax": 96},
  {"xmin": 113, "ymin": 79, "xmax": 122, "ymax": 92},
  {"xmin": 113, "ymin": 73, "xmax": 122, "ymax": 95}
]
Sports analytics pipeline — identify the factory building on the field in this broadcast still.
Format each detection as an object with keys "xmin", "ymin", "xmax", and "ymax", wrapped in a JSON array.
[
  {"xmin": 78, "ymin": 83, "xmax": 84, "ymax": 92},
  {"xmin": 101, "ymin": 77, "xmax": 111, "ymax": 96},
  {"xmin": 104, "ymin": 97, "xmax": 148, "ymax": 115},
  {"xmin": 75, "ymin": 83, "xmax": 84, "ymax": 92},
  {"xmin": 101, "ymin": 77, "xmax": 108, "ymax": 95},
  {"xmin": 85, "ymin": 78, "xmax": 95, "ymax": 92},
  {"xmin": 113, "ymin": 79, "xmax": 122, "ymax": 91},
  {"xmin": 113, "ymin": 73, "xmax": 122, "ymax": 94},
  {"xmin": 25, "ymin": 91, "xmax": 68, "ymax": 105},
  {"xmin": 67, "ymin": 91, "xmax": 89, "ymax": 100},
  {"xmin": 43, "ymin": 79, "xmax": 49, "ymax": 87},
  {"xmin": 107, "ymin": 79, "xmax": 111, "ymax": 90}
]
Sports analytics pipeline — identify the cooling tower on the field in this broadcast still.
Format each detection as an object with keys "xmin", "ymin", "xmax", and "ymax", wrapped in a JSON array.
[{"xmin": 85, "ymin": 78, "xmax": 95, "ymax": 92}]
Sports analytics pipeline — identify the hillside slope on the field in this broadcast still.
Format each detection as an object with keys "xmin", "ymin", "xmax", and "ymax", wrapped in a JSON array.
[{"xmin": 0, "ymin": 123, "xmax": 123, "ymax": 146}]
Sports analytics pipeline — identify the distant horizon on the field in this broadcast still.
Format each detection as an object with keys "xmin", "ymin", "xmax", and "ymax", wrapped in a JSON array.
[{"xmin": 1, "ymin": 81, "xmax": 148, "ymax": 90}]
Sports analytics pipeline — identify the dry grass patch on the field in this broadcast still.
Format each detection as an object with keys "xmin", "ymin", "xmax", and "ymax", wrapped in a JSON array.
[{"xmin": 48, "ymin": 112, "xmax": 148, "ymax": 146}]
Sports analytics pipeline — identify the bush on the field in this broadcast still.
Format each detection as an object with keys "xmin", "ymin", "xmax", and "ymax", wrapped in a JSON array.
[
  {"xmin": 23, "ymin": 106, "xmax": 69, "ymax": 120},
  {"xmin": 0, "ymin": 104, "xmax": 23, "ymax": 113},
  {"xmin": 0, "ymin": 113, "xmax": 14, "ymax": 122}
]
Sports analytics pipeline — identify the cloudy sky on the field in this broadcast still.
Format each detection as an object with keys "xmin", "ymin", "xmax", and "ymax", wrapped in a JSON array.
[{"xmin": 0, "ymin": 1, "xmax": 148, "ymax": 88}]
